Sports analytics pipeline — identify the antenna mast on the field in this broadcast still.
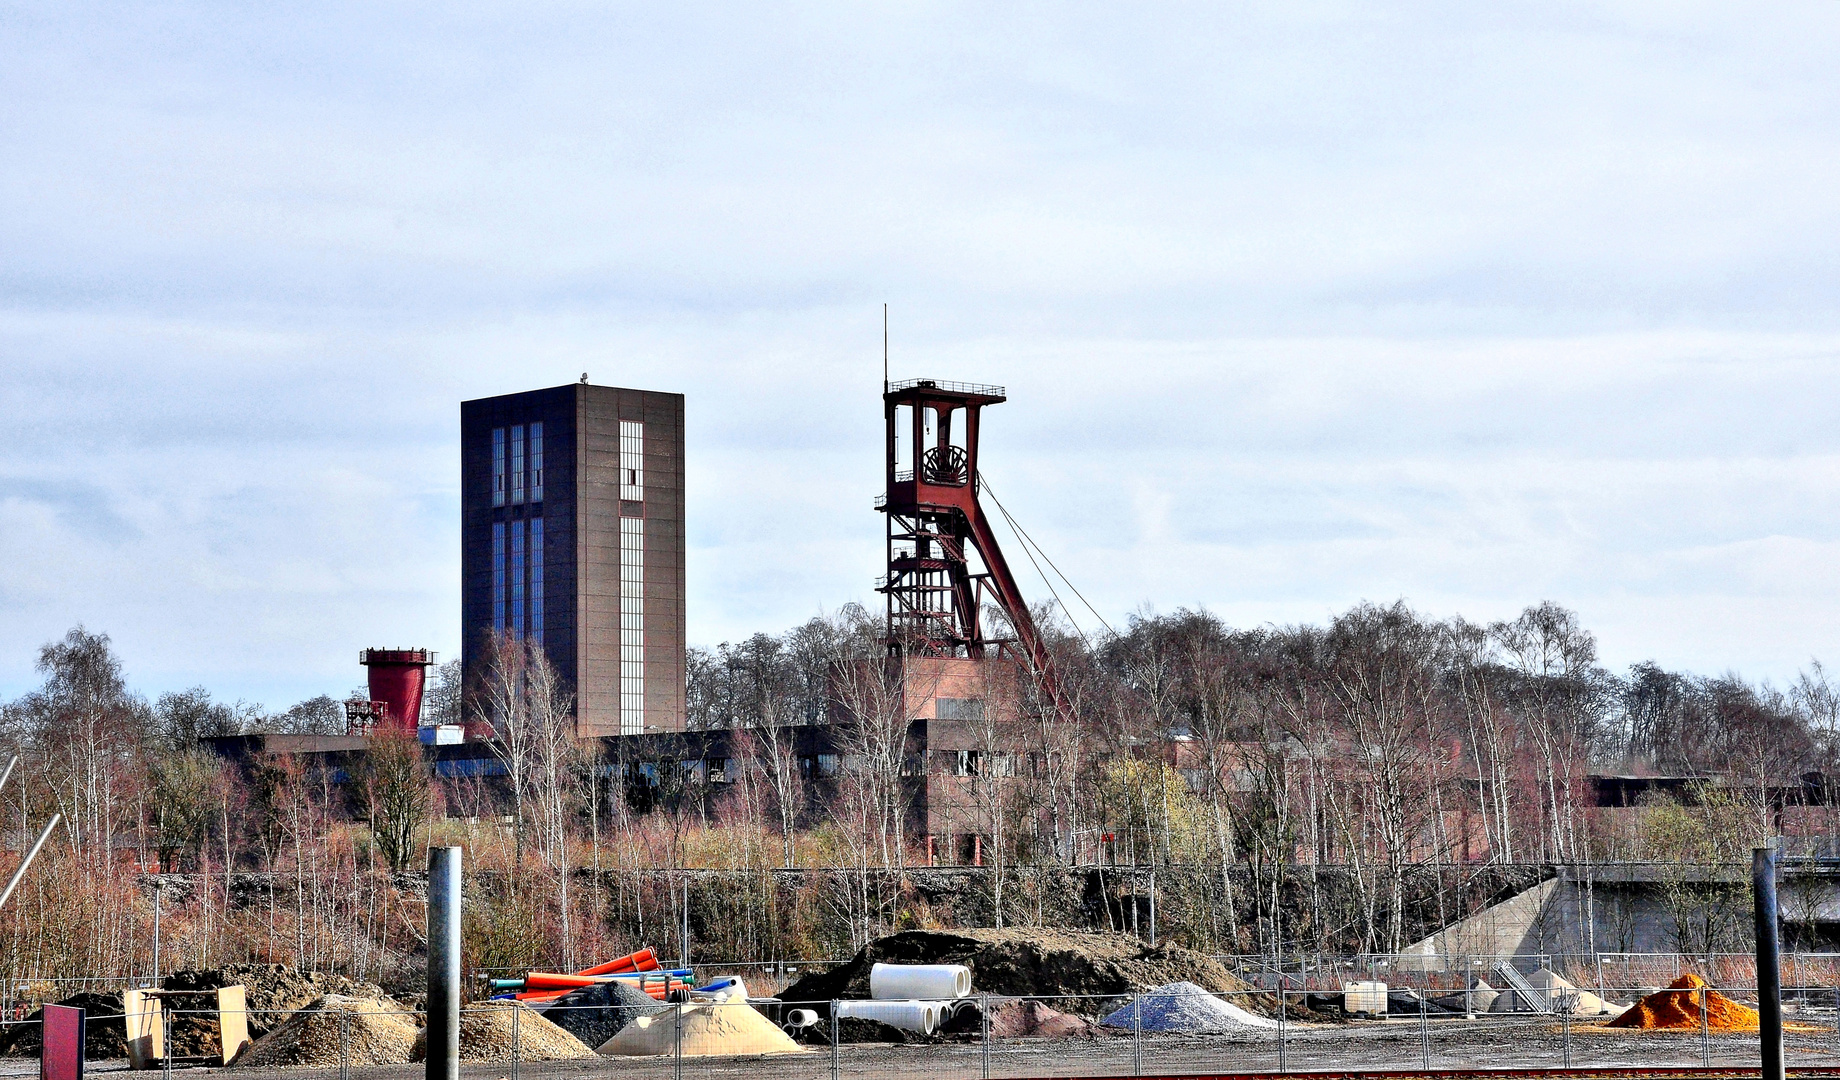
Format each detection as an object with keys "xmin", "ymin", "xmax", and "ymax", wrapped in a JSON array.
[{"xmin": 882, "ymin": 303, "xmax": 889, "ymax": 392}]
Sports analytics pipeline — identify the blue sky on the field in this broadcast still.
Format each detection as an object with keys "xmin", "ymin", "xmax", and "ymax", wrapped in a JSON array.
[{"xmin": 4, "ymin": 3, "xmax": 1839, "ymax": 709}]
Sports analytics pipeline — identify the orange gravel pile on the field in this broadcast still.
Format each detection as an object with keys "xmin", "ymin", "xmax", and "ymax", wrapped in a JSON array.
[{"xmin": 1607, "ymin": 974, "xmax": 1757, "ymax": 1031}]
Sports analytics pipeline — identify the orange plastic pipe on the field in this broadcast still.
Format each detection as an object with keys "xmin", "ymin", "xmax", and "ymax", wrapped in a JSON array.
[{"xmin": 575, "ymin": 948, "xmax": 657, "ymax": 977}]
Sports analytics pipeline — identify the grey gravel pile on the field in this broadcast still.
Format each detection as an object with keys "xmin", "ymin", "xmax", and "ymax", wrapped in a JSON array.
[{"xmin": 1101, "ymin": 981, "xmax": 1279, "ymax": 1033}]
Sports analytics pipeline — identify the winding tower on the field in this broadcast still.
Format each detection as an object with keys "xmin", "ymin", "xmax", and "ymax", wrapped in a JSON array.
[{"xmin": 875, "ymin": 379, "xmax": 1064, "ymax": 707}]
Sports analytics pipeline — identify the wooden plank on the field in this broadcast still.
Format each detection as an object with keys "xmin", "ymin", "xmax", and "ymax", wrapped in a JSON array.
[
  {"xmin": 121, "ymin": 990, "xmax": 161, "ymax": 1070},
  {"xmin": 216, "ymin": 985, "xmax": 249, "ymax": 1065}
]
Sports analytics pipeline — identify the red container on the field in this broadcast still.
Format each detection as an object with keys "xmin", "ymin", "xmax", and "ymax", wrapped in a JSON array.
[{"xmin": 359, "ymin": 648, "xmax": 436, "ymax": 731}]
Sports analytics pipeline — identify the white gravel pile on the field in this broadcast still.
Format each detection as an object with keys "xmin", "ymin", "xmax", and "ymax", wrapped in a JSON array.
[{"xmin": 1101, "ymin": 981, "xmax": 1279, "ymax": 1033}]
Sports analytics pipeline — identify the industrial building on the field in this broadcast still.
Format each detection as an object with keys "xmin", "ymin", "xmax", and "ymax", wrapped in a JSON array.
[{"xmin": 460, "ymin": 381, "xmax": 687, "ymax": 737}]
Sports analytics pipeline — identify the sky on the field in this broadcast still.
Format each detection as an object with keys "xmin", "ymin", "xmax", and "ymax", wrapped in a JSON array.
[{"xmin": 4, "ymin": 3, "xmax": 1840, "ymax": 710}]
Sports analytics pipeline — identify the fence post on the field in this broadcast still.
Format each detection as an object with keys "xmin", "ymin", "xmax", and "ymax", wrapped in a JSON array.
[
  {"xmin": 1276, "ymin": 982, "xmax": 1287, "ymax": 1074},
  {"xmin": 161, "ymin": 1001, "xmax": 172, "ymax": 1080},
  {"xmin": 980, "ymin": 994, "xmax": 990, "ymax": 1080},
  {"xmin": 829, "ymin": 1001, "xmax": 839, "ymax": 1080},
  {"xmin": 1701, "ymin": 980, "xmax": 1710, "ymax": 1068},
  {"xmin": 1561, "ymin": 995, "xmax": 1572, "ymax": 1069},
  {"xmin": 511, "ymin": 1003, "xmax": 521, "ymax": 1080},
  {"xmin": 1132, "ymin": 995, "xmax": 1142, "ymax": 1077},
  {"xmin": 339, "ymin": 1008, "xmax": 350, "ymax": 1080},
  {"xmin": 1418, "ymin": 989, "xmax": 1429, "ymax": 1070},
  {"xmin": 672, "ymin": 1001, "xmax": 682, "ymax": 1080}
]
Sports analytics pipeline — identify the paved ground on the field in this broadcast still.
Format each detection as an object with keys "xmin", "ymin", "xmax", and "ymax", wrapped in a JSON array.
[{"xmin": 25, "ymin": 1016, "xmax": 1837, "ymax": 1080}]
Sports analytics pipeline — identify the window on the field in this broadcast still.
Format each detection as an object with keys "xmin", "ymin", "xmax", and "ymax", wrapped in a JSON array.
[
  {"xmin": 707, "ymin": 758, "xmax": 730, "ymax": 784},
  {"xmin": 529, "ymin": 516, "xmax": 544, "ymax": 644},
  {"xmin": 936, "ymin": 697, "xmax": 985, "ymax": 721},
  {"xmin": 510, "ymin": 519, "xmax": 525, "ymax": 631},
  {"xmin": 620, "ymin": 420, "xmax": 644, "ymax": 500},
  {"xmin": 491, "ymin": 522, "xmax": 506, "ymax": 628},
  {"xmin": 620, "ymin": 516, "xmax": 644, "ymax": 734},
  {"xmin": 491, "ymin": 428, "xmax": 506, "ymax": 507},
  {"xmin": 529, "ymin": 422, "xmax": 544, "ymax": 502},
  {"xmin": 510, "ymin": 425, "xmax": 525, "ymax": 504},
  {"xmin": 815, "ymin": 753, "xmax": 839, "ymax": 778},
  {"xmin": 954, "ymin": 750, "xmax": 981, "ymax": 777}
]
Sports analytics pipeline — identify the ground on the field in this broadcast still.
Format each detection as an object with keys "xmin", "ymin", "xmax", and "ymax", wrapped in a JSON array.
[{"xmin": 9, "ymin": 1015, "xmax": 1838, "ymax": 1080}]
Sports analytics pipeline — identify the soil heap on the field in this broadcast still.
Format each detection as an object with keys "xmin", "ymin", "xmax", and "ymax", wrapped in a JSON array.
[
  {"xmin": 540, "ymin": 979, "xmax": 664, "ymax": 1050},
  {"xmin": 1606, "ymin": 974, "xmax": 1761, "ymax": 1032},
  {"xmin": 163, "ymin": 965, "xmax": 395, "ymax": 1043},
  {"xmin": 411, "ymin": 1001, "xmax": 596, "ymax": 1062},
  {"xmin": 989, "ymin": 999, "xmax": 1095, "ymax": 1039},
  {"xmin": 235, "ymin": 994, "xmax": 419, "ymax": 1067},
  {"xmin": 779, "ymin": 928, "xmax": 1254, "ymax": 1016},
  {"xmin": 0, "ymin": 992, "xmax": 127, "ymax": 1058}
]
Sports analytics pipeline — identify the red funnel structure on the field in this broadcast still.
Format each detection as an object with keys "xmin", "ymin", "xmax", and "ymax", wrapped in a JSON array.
[{"xmin": 360, "ymin": 648, "xmax": 437, "ymax": 731}]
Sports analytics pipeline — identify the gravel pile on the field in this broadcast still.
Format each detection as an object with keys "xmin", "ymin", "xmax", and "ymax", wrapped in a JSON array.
[
  {"xmin": 540, "ymin": 979, "xmax": 665, "ymax": 1049},
  {"xmin": 235, "ymin": 994, "xmax": 419, "ymax": 1067},
  {"xmin": 1100, "ymin": 981, "xmax": 1279, "ymax": 1033},
  {"xmin": 164, "ymin": 964, "xmax": 394, "ymax": 1039},
  {"xmin": 410, "ymin": 1001, "xmax": 596, "ymax": 1062}
]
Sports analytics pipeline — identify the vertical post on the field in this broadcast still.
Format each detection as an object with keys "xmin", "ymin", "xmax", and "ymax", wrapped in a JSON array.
[
  {"xmin": 829, "ymin": 1002, "xmax": 839, "ymax": 1080},
  {"xmin": 672, "ymin": 1002, "xmax": 682, "ymax": 1080},
  {"xmin": 1132, "ymin": 996, "xmax": 1142, "ymax": 1077},
  {"xmin": 1418, "ymin": 990, "xmax": 1429, "ymax": 1070},
  {"xmin": 980, "ymin": 994, "xmax": 990, "ymax": 1080},
  {"xmin": 1700, "ymin": 981, "xmax": 1710, "ymax": 1068},
  {"xmin": 510, "ymin": 1004, "xmax": 520, "ymax": 1080},
  {"xmin": 426, "ymin": 846, "xmax": 462, "ymax": 1080},
  {"xmin": 1757, "ymin": 845, "xmax": 1785, "ymax": 1080},
  {"xmin": 1562, "ymin": 994, "xmax": 1572, "ymax": 1069},
  {"xmin": 339, "ymin": 1009, "xmax": 350, "ymax": 1080},
  {"xmin": 1465, "ymin": 956, "xmax": 1474, "ymax": 1021},
  {"xmin": 1276, "ymin": 983, "xmax": 1287, "ymax": 1074}
]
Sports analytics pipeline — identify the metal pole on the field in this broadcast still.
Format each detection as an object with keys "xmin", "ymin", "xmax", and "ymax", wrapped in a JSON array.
[
  {"xmin": 1132, "ymin": 995, "xmax": 1142, "ymax": 1077},
  {"xmin": 1148, "ymin": 872, "xmax": 1156, "ymax": 946},
  {"xmin": 1562, "ymin": 994, "xmax": 1572, "ymax": 1069},
  {"xmin": 153, "ymin": 881, "xmax": 161, "ymax": 983},
  {"xmin": 1277, "ymin": 983, "xmax": 1287, "ymax": 1073},
  {"xmin": 0, "ymin": 815, "xmax": 60, "ymax": 912},
  {"xmin": 829, "ymin": 1001, "xmax": 838, "ymax": 1080},
  {"xmin": 1757, "ymin": 845, "xmax": 1785, "ymax": 1080},
  {"xmin": 672, "ymin": 1001, "xmax": 682, "ymax": 1080},
  {"xmin": 426, "ymin": 846, "xmax": 462, "ymax": 1080},
  {"xmin": 511, "ymin": 1003, "xmax": 521, "ymax": 1080},
  {"xmin": 339, "ymin": 1008, "xmax": 350, "ymax": 1080},
  {"xmin": 1418, "ymin": 989, "xmax": 1429, "ymax": 1070},
  {"xmin": 1465, "ymin": 956, "xmax": 1474, "ymax": 1021},
  {"xmin": 980, "ymin": 994, "xmax": 990, "ymax": 1080},
  {"xmin": 1701, "ymin": 979, "xmax": 1710, "ymax": 1068}
]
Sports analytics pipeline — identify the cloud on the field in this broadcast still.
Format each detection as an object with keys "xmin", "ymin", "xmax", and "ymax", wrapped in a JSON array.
[{"xmin": 3, "ymin": 3, "xmax": 1840, "ymax": 701}]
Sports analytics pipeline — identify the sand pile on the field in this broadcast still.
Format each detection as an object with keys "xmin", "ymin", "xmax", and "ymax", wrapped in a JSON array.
[
  {"xmin": 235, "ymin": 994, "xmax": 419, "ymax": 1067},
  {"xmin": 1101, "ymin": 981, "xmax": 1279, "ymax": 1033},
  {"xmin": 0, "ymin": 992, "xmax": 127, "ymax": 1058},
  {"xmin": 599, "ymin": 1001, "xmax": 806, "ymax": 1057},
  {"xmin": 410, "ymin": 1001, "xmax": 595, "ymax": 1062},
  {"xmin": 539, "ymin": 979, "xmax": 664, "ymax": 1050},
  {"xmin": 989, "ymin": 999, "xmax": 1095, "ymax": 1039},
  {"xmin": 780, "ymin": 928, "xmax": 1254, "ymax": 1014},
  {"xmin": 1608, "ymin": 975, "xmax": 1760, "ymax": 1032}
]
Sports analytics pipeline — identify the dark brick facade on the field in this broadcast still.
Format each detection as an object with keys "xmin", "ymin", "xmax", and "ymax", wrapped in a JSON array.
[{"xmin": 461, "ymin": 383, "xmax": 686, "ymax": 736}]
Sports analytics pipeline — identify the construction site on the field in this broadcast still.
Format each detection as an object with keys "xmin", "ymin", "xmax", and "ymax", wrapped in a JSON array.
[{"xmin": 4, "ymin": 374, "xmax": 1839, "ymax": 1080}]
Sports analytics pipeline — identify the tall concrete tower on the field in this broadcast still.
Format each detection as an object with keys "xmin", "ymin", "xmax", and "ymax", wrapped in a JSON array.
[{"xmin": 460, "ymin": 382, "xmax": 686, "ymax": 736}]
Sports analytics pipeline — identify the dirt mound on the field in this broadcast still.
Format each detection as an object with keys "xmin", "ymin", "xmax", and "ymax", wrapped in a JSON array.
[
  {"xmin": 411, "ymin": 1001, "xmax": 595, "ymax": 1062},
  {"xmin": 540, "ymin": 979, "xmax": 664, "ymax": 1050},
  {"xmin": 989, "ymin": 999, "xmax": 1094, "ymax": 1039},
  {"xmin": 779, "ymin": 928, "xmax": 1252, "ymax": 1016},
  {"xmin": 0, "ymin": 992, "xmax": 127, "ymax": 1058},
  {"xmin": 235, "ymin": 994, "xmax": 419, "ymax": 1067},
  {"xmin": 1607, "ymin": 974, "xmax": 1763, "ymax": 1032},
  {"xmin": 163, "ymin": 964, "xmax": 395, "ymax": 1040}
]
